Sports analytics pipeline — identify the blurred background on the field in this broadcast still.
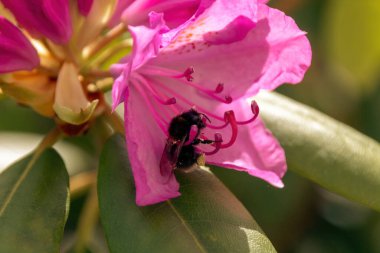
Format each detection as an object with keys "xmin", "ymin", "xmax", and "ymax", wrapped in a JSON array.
[{"xmin": 1, "ymin": 0, "xmax": 379, "ymax": 252}]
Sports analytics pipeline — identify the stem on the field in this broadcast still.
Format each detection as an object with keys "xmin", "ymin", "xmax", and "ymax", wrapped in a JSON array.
[
  {"xmin": 34, "ymin": 127, "xmax": 63, "ymax": 157},
  {"xmin": 104, "ymin": 106, "xmax": 125, "ymax": 136},
  {"xmin": 70, "ymin": 170, "xmax": 97, "ymax": 198},
  {"xmin": 41, "ymin": 39, "xmax": 63, "ymax": 62},
  {"xmin": 85, "ymin": 70, "xmax": 112, "ymax": 79},
  {"xmin": 74, "ymin": 184, "xmax": 99, "ymax": 253},
  {"xmin": 87, "ymin": 77, "xmax": 114, "ymax": 93},
  {"xmin": 62, "ymin": 44, "xmax": 79, "ymax": 66},
  {"xmin": 95, "ymin": 39, "xmax": 133, "ymax": 68},
  {"xmin": 84, "ymin": 23, "xmax": 127, "ymax": 60}
]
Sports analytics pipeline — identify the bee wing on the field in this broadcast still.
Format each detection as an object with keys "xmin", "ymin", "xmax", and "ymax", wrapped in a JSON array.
[{"xmin": 159, "ymin": 136, "xmax": 186, "ymax": 178}]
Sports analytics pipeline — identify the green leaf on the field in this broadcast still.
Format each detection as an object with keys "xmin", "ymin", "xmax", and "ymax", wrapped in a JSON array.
[
  {"xmin": 0, "ymin": 149, "xmax": 70, "ymax": 253},
  {"xmin": 257, "ymin": 92, "xmax": 380, "ymax": 212},
  {"xmin": 98, "ymin": 134, "xmax": 276, "ymax": 253},
  {"xmin": 324, "ymin": 0, "xmax": 380, "ymax": 93}
]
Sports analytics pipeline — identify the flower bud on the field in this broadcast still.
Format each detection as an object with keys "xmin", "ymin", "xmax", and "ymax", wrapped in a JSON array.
[
  {"xmin": 53, "ymin": 62, "xmax": 98, "ymax": 125},
  {"xmin": 0, "ymin": 71, "xmax": 55, "ymax": 117}
]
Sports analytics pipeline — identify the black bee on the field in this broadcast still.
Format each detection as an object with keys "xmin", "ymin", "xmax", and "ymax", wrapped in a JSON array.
[{"xmin": 160, "ymin": 109, "xmax": 212, "ymax": 177}]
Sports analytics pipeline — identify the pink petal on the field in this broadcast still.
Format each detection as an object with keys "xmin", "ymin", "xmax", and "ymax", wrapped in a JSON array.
[
  {"xmin": 155, "ymin": 3, "xmax": 311, "ymax": 99},
  {"xmin": 1, "ymin": 0, "xmax": 72, "ymax": 44},
  {"xmin": 112, "ymin": 12, "xmax": 168, "ymax": 109},
  {"xmin": 129, "ymin": 12, "xmax": 168, "ymax": 69},
  {"xmin": 124, "ymin": 83, "xmax": 180, "ymax": 206},
  {"xmin": 162, "ymin": 0, "xmax": 257, "ymax": 45},
  {"xmin": 205, "ymin": 108, "xmax": 286, "ymax": 188},
  {"xmin": 111, "ymin": 65, "xmax": 131, "ymax": 111},
  {"xmin": 121, "ymin": 0, "xmax": 200, "ymax": 28},
  {"xmin": 0, "ymin": 17, "xmax": 39, "ymax": 73},
  {"xmin": 108, "ymin": 0, "xmax": 135, "ymax": 27},
  {"xmin": 77, "ymin": 0, "xmax": 94, "ymax": 16}
]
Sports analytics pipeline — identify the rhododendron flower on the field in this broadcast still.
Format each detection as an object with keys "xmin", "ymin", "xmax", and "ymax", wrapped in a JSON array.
[
  {"xmin": 112, "ymin": 0, "xmax": 312, "ymax": 206},
  {"xmin": 109, "ymin": 0, "xmax": 200, "ymax": 28},
  {"xmin": 0, "ymin": 0, "xmax": 115, "ymax": 124}
]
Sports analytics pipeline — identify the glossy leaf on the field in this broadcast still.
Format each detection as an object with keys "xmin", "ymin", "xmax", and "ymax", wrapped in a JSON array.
[
  {"xmin": 0, "ymin": 149, "xmax": 69, "ymax": 253},
  {"xmin": 98, "ymin": 134, "xmax": 276, "ymax": 253},
  {"xmin": 257, "ymin": 92, "xmax": 380, "ymax": 212}
]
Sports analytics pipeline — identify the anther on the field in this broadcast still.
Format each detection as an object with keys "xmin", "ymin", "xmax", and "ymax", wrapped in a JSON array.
[
  {"xmin": 220, "ymin": 111, "xmax": 238, "ymax": 149},
  {"xmin": 214, "ymin": 83, "xmax": 224, "ymax": 93},
  {"xmin": 174, "ymin": 66, "xmax": 194, "ymax": 81},
  {"xmin": 224, "ymin": 95, "xmax": 233, "ymax": 104},
  {"xmin": 136, "ymin": 74, "xmax": 177, "ymax": 106},
  {"xmin": 163, "ymin": 97, "xmax": 177, "ymax": 105},
  {"xmin": 236, "ymin": 100, "xmax": 259, "ymax": 125}
]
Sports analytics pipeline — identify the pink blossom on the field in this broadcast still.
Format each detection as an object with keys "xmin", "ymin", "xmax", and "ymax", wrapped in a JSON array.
[
  {"xmin": 108, "ymin": 0, "xmax": 135, "ymax": 27},
  {"xmin": 112, "ymin": 0, "xmax": 312, "ymax": 206},
  {"xmin": 0, "ymin": 17, "xmax": 39, "ymax": 73},
  {"xmin": 1, "ymin": 0, "xmax": 72, "ymax": 44},
  {"xmin": 77, "ymin": 0, "xmax": 94, "ymax": 16},
  {"xmin": 109, "ymin": 0, "xmax": 200, "ymax": 28}
]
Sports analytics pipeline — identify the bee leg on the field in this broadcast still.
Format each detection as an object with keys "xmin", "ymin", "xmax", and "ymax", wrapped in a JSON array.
[{"xmin": 199, "ymin": 139, "xmax": 214, "ymax": 144}]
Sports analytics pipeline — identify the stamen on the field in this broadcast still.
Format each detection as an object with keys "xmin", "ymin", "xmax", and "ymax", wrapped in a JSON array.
[
  {"xmin": 164, "ymin": 97, "xmax": 177, "ymax": 105},
  {"xmin": 202, "ymin": 133, "xmax": 223, "ymax": 155},
  {"xmin": 140, "ymin": 65, "xmax": 194, "ymax": 81},
  {"xmin": 184, "ymin": 125, "xmax": 198, "ymax": 145},
  {"xmin": 174, "ymin": 67, "xmax": 194, "ymax": 81},
  {"xmin": 224, "ymin": 96, "xmax": 233, "ymax": 104},
  {"xmin": 142, "ymin": 65, "xmax": 228, "ymax": 96},
  {"xmin": 220, "ymin": 111, "xmax": 238, "ymax": 149},
  {"xmin": 205, "ymin": 100, "xmax": 259, "ymax": 129},
  {"xmin": 151, "ymin": 77, "xmax": 226, "ymax": 122},
  {"xmin": 175, "ymin": 77, "xmax": 233, "ymax": 104},
  {"xmin": 133, "ymin": 83, "xmax": 168, "ymax": 135},
  {"xmin": 215, "ymin": 83, "xmax": 224, "ymax": 93},
  {"xmin": 236, "ymin": 100, "xmax": 259, "ymax": 125},
  {"xmin": 142, "ymin": 65, "xmax": 232, "ymax": 104},
  {"xmin": 206, "ymin": 120, "xmax": 229, "ymax": 130},
  {"xmin": 135, "ymin": 74, "xmax": 177, "ymax": 105}
]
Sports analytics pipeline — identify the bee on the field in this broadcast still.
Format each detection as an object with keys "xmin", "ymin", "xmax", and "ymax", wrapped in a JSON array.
[{"xmin": 160, "ymin": 109, "xmax": 213, "ymax": 177}]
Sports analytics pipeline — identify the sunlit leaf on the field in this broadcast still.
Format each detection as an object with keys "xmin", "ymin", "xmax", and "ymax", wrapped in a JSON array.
[
  {"xmin": 98, "ymin": 134, "xmax": 277, "ymax": 253},
  {"xmin": 0, "ymin": 149, "xmax": 69, "ymax": 253},
  {"xmin": 212, "ymin": 169, "xmax": 314, "ymax": 249},
  {"xmin": 257, "ymin": 92, "xmax": 380, "ymax": 212}
]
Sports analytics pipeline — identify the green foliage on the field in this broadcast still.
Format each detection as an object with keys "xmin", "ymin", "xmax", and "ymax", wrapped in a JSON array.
[
  {"xmin": 324, "ymin": 1, "xmax": 380, "ymax": 93},
  {"xmin": 0, "ymin": 149, "xmax": 69, "ymax": 253},
  {"xmin": 258, "ymin": 92, "xmax": 380, "ymax": 212},
  {"xmin": 98, "ymin": 134, "xmax": 276, "ymax": 253}
]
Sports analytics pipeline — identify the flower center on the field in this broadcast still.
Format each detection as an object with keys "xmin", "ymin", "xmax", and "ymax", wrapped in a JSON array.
[{"xmin": 132, "ymin": 65, "xmax": 260, "ymax": 156}]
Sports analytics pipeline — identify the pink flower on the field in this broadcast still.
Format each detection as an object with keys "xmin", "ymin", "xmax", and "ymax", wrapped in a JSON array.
[
  {"xmin": 1, "ymin": 0, "xmax": 72, "ymax": 44},
  {"xmin": 0, "ymin": 17, "xmax": 39, "ymax": 73},
  {"xmin": 77, "ymin": 0, "xmax": 94, "ymax": 16},
  {"xmin": 109, "ymin": 0, "xmax": 200, "ymax": 28},
  {"xmin": 112, "ymin": 0, "xmax": 312, "ymax": 206}
]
